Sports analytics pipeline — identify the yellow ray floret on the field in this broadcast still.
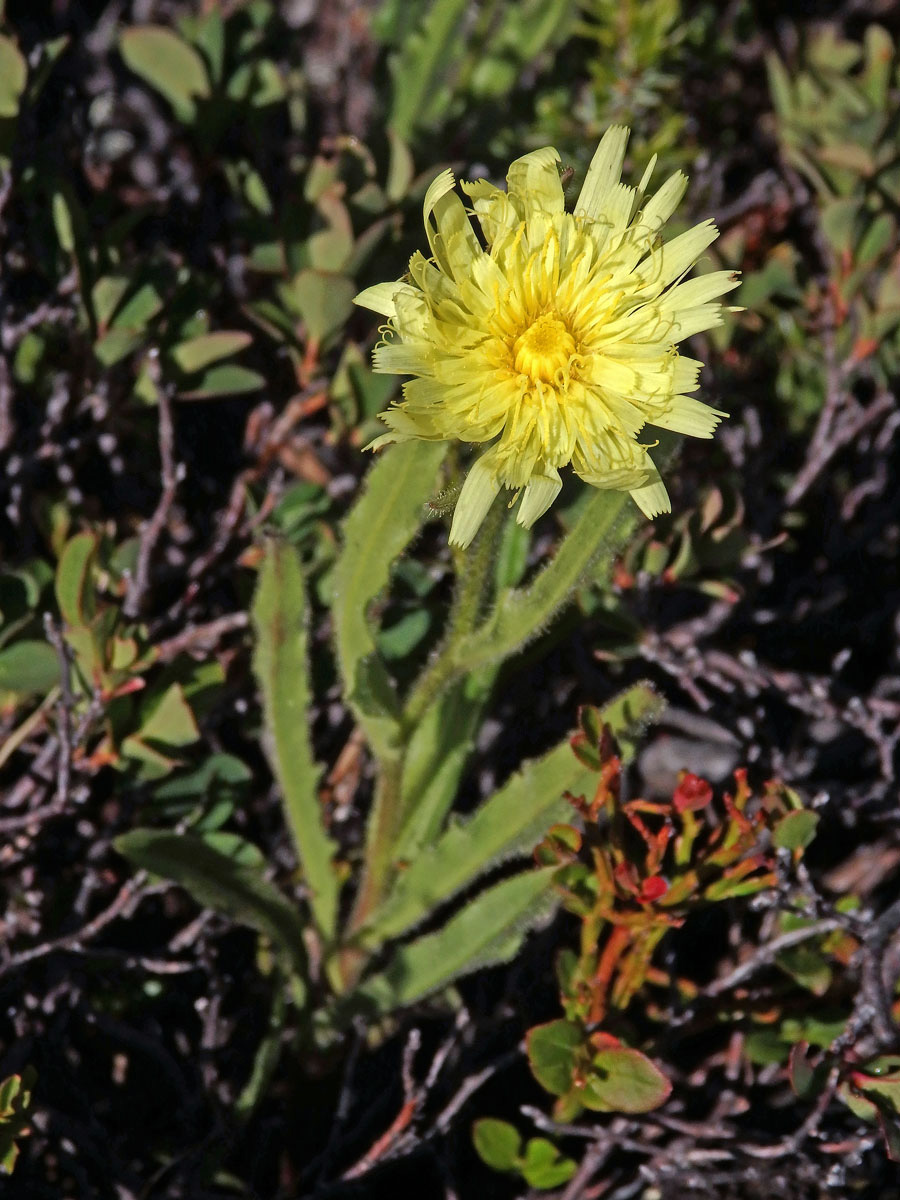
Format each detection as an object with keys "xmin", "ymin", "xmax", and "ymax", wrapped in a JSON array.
[{"xmin": 354, "ymin": 126, "xmax": 740, "ymax": 547}]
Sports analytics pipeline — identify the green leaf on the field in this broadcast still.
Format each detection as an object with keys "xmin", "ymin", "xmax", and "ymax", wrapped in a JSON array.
[
  {"xmin": 472, "ymin": 1118, "xmax": 522, "ymax": 1171},
  {"xmin": 92, "ymin": 275, "xmax": 131, "ymax": 329},
  {"xmin": 393, "ymin": 667, "xmax": 495, "ymax": 860},
  {"xmin": 94, "ymin": 328, "xmax": 144, "ymax": 366},
  {"xmin": 0, "ymin": 34, "xmax": 27, "ymax": 119},
  {"xmin": 776, "ymin": 944, "xmax": 832, "ymax": 995},
  {"xmin": 581, "ymin": 1043, "xmax": 671, "ymax": 1113},
  {"xmin": 331, "ymin": 440, "xmax": 446, "ymax": 760},
  {"xmin": 121, "ymin": 683, "xmax": 201, "ymax": 779},
  {"xmin": 0, "ymin": 640, "xmax": 59, "ymax": 696},
  {"xmin": 527, "ymin": 1019, "xmax": 581, "ymax": 1096},
  {"xmin": 789, "ymin": 1043, "xmax": 831, "ymax": 1100},
  {"xmin": 170, "ymin": 331, "xmax": 253, "ymax": 373},
  {"xmin": 234, "ymin": 974, "xmax": 287, "ymax": 1122},
  {"xmin": 820, "ymin": 197, "xmax": 862, "ymax": 253},
  {"xmin": 178, "ymin": 364, "xmax": 265, "ymax": 399},
  {"xmin": 119, "ymin": 25, "xmax": 210, "ymax": 122},
  {"xmin": 376, "ymin": 609, "xmax": 431, "ymax": 661},
  {"xmin": 385, "ymin": 129, "xmax": 415, "ymax": 203},
  {"xmin": 55, "ymin": 532, "xmax": 98, "ymax": 629},
  {"xmin": 115, "ymin": 829, "xmax": 308, "ymax": 977},
  {"xmin": 113, "ymin": 281, "xmax": 163, "ymax": 330},
  {"xmin": 366, "ymin": 736, "xmax": 594, "ymax": 943},
  {"xmin": 385, "ymin": 680, "xmax": 661, "ymax": 931},
  {"xmin": 188, "ymin": 9, "xmax": 226, "ymax": 85},
  {"xmin": 137, "ymin": 682, "xmax": 200, "ymax": 748},
  {"xmin": 358, "ymin": 867, "xmax": 558, "ymax": 1013},
  {"xmin": 279, "ymin": 269, "xmax": 356, "ymax": 345},
  {"xmin": 0, "ymin": 1067, "xmax": 35, "ymax": 1176},
  {"xmin": 251, "ymin": 539, "xmax": 339, "ymax": 938},
  {"xmin": 387, "ymin": 0, "xmax": 468, "ymax": 141},
  {"xmin": 773, "ymin": 809, "xmax": 819, "ymax": 852},
  {"xmin": 520, "ymin": 1138, "xmax": 577, "ymax": 1189}
]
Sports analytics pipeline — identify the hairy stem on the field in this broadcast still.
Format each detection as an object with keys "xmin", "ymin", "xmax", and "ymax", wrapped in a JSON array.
[{"xmin": 402, "ymin": 499, "xmax": 504, "ymax": 730}]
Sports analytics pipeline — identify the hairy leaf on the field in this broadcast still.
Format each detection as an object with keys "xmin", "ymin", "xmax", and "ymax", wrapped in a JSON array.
[
  {"xmin": 115, "ymin": 829, "xmax": 308, "ymax": 978},
  {"xmin": 332, "ymin": 440, "xmax": 445, "ymax": 760},
  {"xmin": 252, "ymin": 539, "xmax": 339, "ymax": 937},
  {"xmin": 369, "ymin": 682, "xmax": 663, "ymax": 941},
  {"xmin": 358, "ymin": 867, "xmax": 557, "ymax": 1012}
]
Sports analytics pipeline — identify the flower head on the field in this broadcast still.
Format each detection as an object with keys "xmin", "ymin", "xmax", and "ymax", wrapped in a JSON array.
[{"xmin": 355, "ymin": 127, "xmax": 739, "ymax": 547}]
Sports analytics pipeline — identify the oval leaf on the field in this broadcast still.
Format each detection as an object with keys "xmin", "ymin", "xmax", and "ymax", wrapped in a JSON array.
[
  {"xmin": 0, "ymin": 641, "xmax": 59, "ymax": 696},
  {"xmin": 582, "ymin": 1044, "xmax": 671, "ymax": 1114},
  {"xmin": 0, "ymin": 34, "xmax": 27, "ymax": 119},
  {"xmin": 472, "ymin": 1118, "xmax": 521, "ymax": 1171},
  {"xmin": 120, "ymin": 26, "xmax": 210, "ymax": 121},
  {"xmin": 526, "ymin": 1019, "xmax": 581, "ymax": 1097}
]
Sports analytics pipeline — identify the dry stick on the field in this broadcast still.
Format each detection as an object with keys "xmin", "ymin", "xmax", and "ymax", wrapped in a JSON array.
[
  {"xmin": 154, "ymin": 611, "xmax": 249, "ymax": 662},
  {"xmin": 741, "ymin": 1065, "xmax": 841, "ymax": 1161},
  {"xmin": 0, "ymin": 875, "xmax": 147, "ymax": 979},
  {"xmin": 858, "ymin": 894, "xmax": 900, "ymax": 1049},
  {"xmin": 559, "ymin": 1142, "xmax": 611, "ymax": 1200},
  {"xmin": 704, "ymin": 919, "xmax": 842, "ymax": 998},
  {"xmin": 430, "ymin": 1049, "xmax": 521, "ymax": 1138},
  {"xmin": 341, "ymin": 1028, "xmax": 423, "ymax": 1180},
  {"xmin": 124, "ymin": 370, "xmax": 181, "ymax": 619}
]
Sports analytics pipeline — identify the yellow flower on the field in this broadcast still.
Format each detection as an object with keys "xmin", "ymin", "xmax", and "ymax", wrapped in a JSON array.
[{"xmin": 355, "ymin": 127, "xmax": 739, "ymax": 547}]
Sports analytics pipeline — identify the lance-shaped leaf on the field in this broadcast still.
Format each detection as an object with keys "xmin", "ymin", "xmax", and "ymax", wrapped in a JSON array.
[
  {"xmin": 251, "ymin": 539, "xmax": 339, "ymax": 937},
  {"xmin": 331, "ymin": 440, "xmax": 446, "ymax": 760},
  {"xmin": 365, "ymin": 741, "xmax": 589, "ymax": 944},
  {"xmin": 358, "ymin": 866, "xmax": 558, "ymax": 1013},
  {"xmin": 115, "ymin": 829, "xmax": 308, "ymax": 979},
  {"xmin": 366, "ymin": 682, "xmax": 663, "ymax": 943},
  {"xmin": 393, "ymin": 665, "xmax": 496, "ymax": 861}
]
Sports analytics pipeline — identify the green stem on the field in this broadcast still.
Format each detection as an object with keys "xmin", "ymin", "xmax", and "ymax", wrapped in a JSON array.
[
  {"xmin": 455, "ymin": 485, "xmax": 638, "ymax": 676},
  {"xmin": 402, "ymin": 499, "xmax": 505, "ymax": 730},
  {"xmin": 343, "ymin": 503, "xmax": 506, "ymax": 960}
]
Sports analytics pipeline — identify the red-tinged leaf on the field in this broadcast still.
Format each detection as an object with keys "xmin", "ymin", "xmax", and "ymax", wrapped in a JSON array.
[
  {"xmin": 850, "ymin": 336, "xmax": 879, "ymax": 364},
  {"xmin": 580, "ymin": 1045, "xmax": 672, "ymax": 1113},
  {"xmin": 570, "ymin": 731, "xmax": 601, "ymax": 770},
  {"xmin": 589, "ymin": 1031, "xmax": 623, "ymax": 1051},
  {"xmin": 673, "ymin": 772, "xmax": 713, "ymax": 812},
  {"xmin": 639, "ymin": 876, "xmax": 668, "ymax": 903}
]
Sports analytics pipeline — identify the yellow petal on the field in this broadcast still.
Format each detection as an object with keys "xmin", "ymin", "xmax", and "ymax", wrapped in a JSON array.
[
  {"xmin": 516, "ymin": 468, "xmax": 562, "ymax": 528},
  {"xmin": 354, "ymin": 282, "xmax": 402, "ymax": 316},
  {"xmin": 425, "ymin": 177, "xmax": 481, "ymax": 281},
  {"xmin": 639, "ymin": 170, "xmax": 688, "ymax": 232},
  {"xmin": 449, "ymin": 450, "xmax": 502, "ymax": 548},
  {"xmin": 650, "ymin": 395, "xmax": 727, "ymax": 438},
  {"xmin": 662, "ymin": 270, "xmax": 740, "ymax": 312},
  {"xmin": 629, "ymin": 455, "xmax": 671, "ymax": 518},
  {"xmin": 576, "ymin": 126, "xmax": 629, "ymax": 221},
  {"xmin": 507, "ymin": 146, "xmax": 564, "ymax": 218}
]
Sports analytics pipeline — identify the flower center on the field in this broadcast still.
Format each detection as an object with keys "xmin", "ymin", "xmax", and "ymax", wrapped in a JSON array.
[{"xmin": 513, "ymin": 313, "xmax": 576, "ymax": 384}]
